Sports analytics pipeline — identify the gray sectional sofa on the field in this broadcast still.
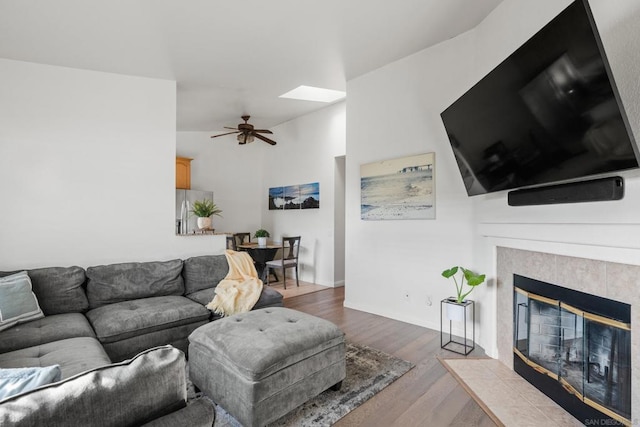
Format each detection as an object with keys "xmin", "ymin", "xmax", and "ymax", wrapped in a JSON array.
[{"xmin": 0, "ymin": 254, "xmax": 284, "ymax": 426}]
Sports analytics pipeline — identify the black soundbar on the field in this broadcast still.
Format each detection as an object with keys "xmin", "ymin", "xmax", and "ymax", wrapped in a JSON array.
[{"xmin": 508, "ymin": 176, "xmax": 624, "ymax": 206}]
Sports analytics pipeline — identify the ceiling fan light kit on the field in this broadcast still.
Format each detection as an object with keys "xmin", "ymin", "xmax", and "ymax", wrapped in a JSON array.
[
  {"xmin": 237, "ymin": 133, "xmax": 255, "ymax": 144},
  {"xmin": 211, "ymin": 115, "xmax": 277, "ymax": 145}
]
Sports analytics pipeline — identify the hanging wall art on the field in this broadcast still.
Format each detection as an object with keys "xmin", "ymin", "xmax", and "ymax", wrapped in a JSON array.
[
  {"xmin": 269, "ymin": 182, "xmax": 320, "ymax": 210},
  {"xmin": 360, "ymin": 152, "xmax": 435, "ymax": 220}
]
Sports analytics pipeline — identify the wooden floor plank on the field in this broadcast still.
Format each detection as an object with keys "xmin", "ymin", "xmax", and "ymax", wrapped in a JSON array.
[{"xmin": 284, "ymin": 287, "xmax": 497, "ymax": 427}]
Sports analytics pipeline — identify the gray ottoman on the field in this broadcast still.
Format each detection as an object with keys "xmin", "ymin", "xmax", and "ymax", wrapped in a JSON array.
[{"xmin": 188, "ymin": 307, "xmax": 346, "ymax": 427}]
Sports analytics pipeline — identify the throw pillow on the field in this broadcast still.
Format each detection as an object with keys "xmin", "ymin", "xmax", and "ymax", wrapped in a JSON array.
[
  {"xmin": 0, "ymin": 271, "xmax": 44, "ymax": 332},
  {"xmin": 0, "ymin": 365, "xmax": 62, "ymax": 400}
]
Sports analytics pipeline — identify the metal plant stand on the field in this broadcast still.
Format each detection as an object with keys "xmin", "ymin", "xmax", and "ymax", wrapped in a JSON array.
[{"xmin": 440, "ymin": 298, "xmax": 475, "ymax": 355}]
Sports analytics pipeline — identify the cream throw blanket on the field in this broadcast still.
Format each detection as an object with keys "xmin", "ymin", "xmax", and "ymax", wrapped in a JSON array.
[{"xmin": 206, "ymin": 249, "xmax": 263, "ymax": 317}]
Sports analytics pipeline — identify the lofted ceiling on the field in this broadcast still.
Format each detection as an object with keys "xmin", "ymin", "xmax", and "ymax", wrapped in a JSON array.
[{"xmin": 0, "ymin": 0, "xmax": 502, "ymax": 132}]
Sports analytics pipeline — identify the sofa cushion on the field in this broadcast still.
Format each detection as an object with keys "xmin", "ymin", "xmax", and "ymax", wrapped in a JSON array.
[
  {"xmin": 86, "ymin": 259, "xmax": 184, "ymax": 309},
  {"xmin": 0, "ymin": 267, "xmax": 89, "ymax": 315},
  {"xmin": 0, "ymin": 313, "xmax": 96, "ymax": 354},
  {"xmin": 102, "ymin": 321, "xmax": 208, "ymax": 363},
  {"xmin": 186, "ymin": 285, "xmax": 284, "ymax": 309},
  {"xmin": 0, "ymin": 346, "xmax": 187, "ymax": 427},
  {"xmin": 254, "ymin": 286, "xmax": 285, "ymax": 309},
  {"xmin": 28, "ymin": 267, "xmax": 89, "ymax": 314},
  {"xmin": 0, "ymin": 272, "xmax": 44, "ymax": 332},
  {"xmin": 0, "ymin": 337, "xmax": 111, "ymax": 379},
  {"xmin": 184, "ymin": 287, "xmax": 215, "ymax": 306},
  {"xmin": 182, "ymin": 255, "xmax": 228, "ymax": 295},
  {"xmin": 0, "ymin": 365, "xmax": 61, "ymax": 400},
  {"xmin": 187, "ymin": 286, "xmax": 284, "ymax": 323},
  {"xmin": 86, "ymin": 296, "xmax": 210, "ymax": 344}
]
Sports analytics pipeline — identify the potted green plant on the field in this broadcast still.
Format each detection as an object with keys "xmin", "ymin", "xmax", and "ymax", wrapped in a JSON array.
[
  {"xmin": 442, "ymin": 266, "xmax": 486, "ymax": 320},
  {"xmin": 254, "ymin": 229, "xmax": 270, "ymax": 246},
  {"xmin": 190, "ymin": 199, "xmax": 222, "ymax": 231}
]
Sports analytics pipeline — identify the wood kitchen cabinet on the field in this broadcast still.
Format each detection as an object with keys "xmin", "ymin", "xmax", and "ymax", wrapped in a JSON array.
[{"xmin": 176, "ymin": 157, "xmax": 192, "ymax": 189}]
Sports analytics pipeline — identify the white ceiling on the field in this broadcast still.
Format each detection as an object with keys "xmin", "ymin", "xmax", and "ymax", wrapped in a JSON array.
[{"xmin": 0, "ymin": 0, "xmax": 502, "ymax": 132}]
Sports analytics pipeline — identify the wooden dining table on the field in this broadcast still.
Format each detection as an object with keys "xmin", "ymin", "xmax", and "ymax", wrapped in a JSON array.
[{"xmin": 237, "ymin": 242, "xmax": 281, "ymax": 283}]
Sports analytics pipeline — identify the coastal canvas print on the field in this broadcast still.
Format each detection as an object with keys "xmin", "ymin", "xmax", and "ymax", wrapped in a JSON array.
[
  {"xmin": 283, "ymin": 185, "xmax": 300, "ymax": 210},
  {"xmin": 268, "ymin": 182, "xmax": 320, "ymax": 210},
  {"xmin": 300, "ymin": 182, "xmax": 320, "ymax": 209},
  {"xmin": 360, "ymin": 153, "xmax": 435, "ymax": 220},
  {"xmin": 269, "ymin": 187, "xmax": 284, "ymax": 210}
]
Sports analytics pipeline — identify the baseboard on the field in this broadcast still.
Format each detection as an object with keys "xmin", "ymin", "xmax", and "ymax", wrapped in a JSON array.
[
  {"xmin": 487, "ymin": 346, "xmax": 499, "ymax": 359},
  {"xmin": 343, "ymin": 300, "xmax": 438, "ymax": 331},
  {"xmin": 343, "ymin": 300, "xmax": 489, "ymax": 353}
]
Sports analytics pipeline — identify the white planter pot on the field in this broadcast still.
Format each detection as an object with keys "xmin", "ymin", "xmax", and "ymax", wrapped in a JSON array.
[
  {"xmin": 445, "ymin": 298, "xmax": 467, "ymax": 321},
  {"xmin": 197, "ymin": 217, "xmax": 212, "ymax": 230},
  {"xmin": 257, "ymin": 237, "xmax": 267, "ymax": 246}
]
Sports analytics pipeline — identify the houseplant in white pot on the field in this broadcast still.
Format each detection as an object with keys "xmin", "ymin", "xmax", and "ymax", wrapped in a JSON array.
[
  {"xmin": 442, "ymin": 266, "xmax": 486, "ymax": 321},
  {"xmin": 190, "ymin": 199, "xmax": 222, "ymax": 231},
  {"xmin": 254, "ymin": 229, "xmax": 270, "ymax": 246}
]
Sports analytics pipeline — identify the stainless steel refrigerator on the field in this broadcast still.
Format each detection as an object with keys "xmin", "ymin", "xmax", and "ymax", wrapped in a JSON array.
[{"xmin": 175, "ymin": 189, "xmax": 214, "ymax": 234}]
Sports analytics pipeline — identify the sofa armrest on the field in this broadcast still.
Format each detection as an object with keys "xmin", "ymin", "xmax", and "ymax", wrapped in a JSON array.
[
  {"xmin": 142, "ymin": 397, "xmax": 215, "ymax": 427},
  {"xmin": 0, "ymin": 346, "xmax": 187, "ymax": 427},
  {"xmin": 253, "ymin": 286, "xmax": 284, "ymax": 309}
]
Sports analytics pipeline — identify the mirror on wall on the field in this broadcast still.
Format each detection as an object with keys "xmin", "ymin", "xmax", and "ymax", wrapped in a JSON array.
[{"xmin": 175, "ymin": 189, "xmax": 213, "ymax": 235}]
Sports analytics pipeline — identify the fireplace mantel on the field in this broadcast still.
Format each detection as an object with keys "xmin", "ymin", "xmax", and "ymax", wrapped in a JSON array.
[
  {"xmin": 480, "ymin": 222, "xmax": 640, "ymax": 249},
  {"xmin": 480, "ymin": 222, "xmax": 640, "ymax": 266}
]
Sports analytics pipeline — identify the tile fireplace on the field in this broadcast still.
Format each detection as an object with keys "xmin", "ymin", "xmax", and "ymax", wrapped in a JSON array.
[
  {"xmin": 513, "ymin": 274, "xmax": 631, "ymax": 425},
  {"xmin": 496, "ymin": 247, "xmax": 639, "ymax": 427}
]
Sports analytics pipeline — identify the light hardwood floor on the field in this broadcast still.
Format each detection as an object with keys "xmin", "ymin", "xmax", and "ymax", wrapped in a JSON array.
[
  {"xmin": 266, "ymin": 279, "xmax": 330, "ymax": 299},
  {"xmin": 284, "ymin": 287, "xmax": 497, "ymax": 427}
]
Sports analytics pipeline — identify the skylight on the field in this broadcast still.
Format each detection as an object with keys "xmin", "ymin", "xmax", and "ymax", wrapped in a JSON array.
[{"xmin": 279, "ymin": 85, "xmax": 346, "ymax": 103}]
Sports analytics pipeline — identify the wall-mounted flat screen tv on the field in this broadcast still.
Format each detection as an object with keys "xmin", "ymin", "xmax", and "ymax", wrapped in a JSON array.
[{"xmin": 440, "ymin": 0, "xmax": 639, "ymax": 196}]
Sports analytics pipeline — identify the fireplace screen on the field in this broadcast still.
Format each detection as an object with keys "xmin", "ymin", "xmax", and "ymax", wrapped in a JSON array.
[{"xmin": 514, "ymin": 286, "xmax": 631, "ymax": 425}]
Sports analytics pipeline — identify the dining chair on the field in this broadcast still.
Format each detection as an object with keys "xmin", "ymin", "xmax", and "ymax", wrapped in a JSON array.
[
  {"xmin": 233, "ymin": 232, "xmax": 251, "ymax": 249},
  {"xmin": 265, "ymin": 236, "xmax": 301, "ymax": 289},
  {"xmin": 226, "ymin": 235, "xmax": 237, "ymax": 251}
]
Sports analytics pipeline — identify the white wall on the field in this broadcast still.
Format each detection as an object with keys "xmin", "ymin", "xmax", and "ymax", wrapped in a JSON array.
[
  {"xmin": 334, "ymin": 156, "xmax": 346, "ymax": 285},
  {"xmin": 176, "ymin": 103, "xmax": 346, "ymax": 286},
  {"xmin": 176, "ymin": 132, "xmax": 264, "ymax": 233},
  {"xmin": 0, "ymin": 59, "xmax": 224, "ymax": 270},
  {"xmin": 344, "ymin": 0, "xmax": 640, "ymax": 354},
  {"xmin": 345, "ymin": 31, "xmax": 478, "ymax": 332},
  {"xmin": 261, "ymin": 102, "xmax": 347, "ymax": 286}
]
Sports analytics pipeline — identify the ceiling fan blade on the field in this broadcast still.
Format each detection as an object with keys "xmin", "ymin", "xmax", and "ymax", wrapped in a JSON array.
[
  {"xmin": 253, "ymin": 129, "xmax": 273, "ymax": 134},
  {"xmin": 210, "ymin": 131, "xmax": 240, "ymax": 138},
  {"xmin": 253, "ymin": 132, "xmax": 277, "ymax": 146},
  {"xmin": 223, "ymin": 126, "xmax": 238, "ymax": 130}
]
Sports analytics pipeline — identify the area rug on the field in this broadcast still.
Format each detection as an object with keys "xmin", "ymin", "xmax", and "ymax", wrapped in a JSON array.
[{"xmin": 187, "ymin": 342, "xmax": 413, "ymax": 427}]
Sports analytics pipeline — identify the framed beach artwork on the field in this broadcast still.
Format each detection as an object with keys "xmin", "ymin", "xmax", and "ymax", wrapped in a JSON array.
[
  {"xmin": 360, "ymin": 153, "xmax": 435, "ymax": 220},
  {"xmin": 268, "ymin": 182, "xmax": 320, "ymax": 210}
]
